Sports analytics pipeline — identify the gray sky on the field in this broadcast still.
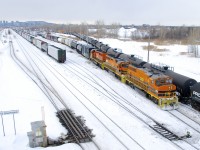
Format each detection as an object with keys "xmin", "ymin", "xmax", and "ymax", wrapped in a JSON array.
[{"xmin": 1, "ymin": 0, "xmax": 200, "ymax": 26}]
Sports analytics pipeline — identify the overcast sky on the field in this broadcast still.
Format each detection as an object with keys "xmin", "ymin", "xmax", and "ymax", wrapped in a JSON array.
[{"xmin": 0, "ymin": 0, "xmax": 200, "ymax": 26}]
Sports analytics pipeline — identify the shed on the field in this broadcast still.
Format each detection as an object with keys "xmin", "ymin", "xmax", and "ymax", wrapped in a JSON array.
[{"xmin": 27, "ymin": 121, "xmax": 47, "ymax": 148}]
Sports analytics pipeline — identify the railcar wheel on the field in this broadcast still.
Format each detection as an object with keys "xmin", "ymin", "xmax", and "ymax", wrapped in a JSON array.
[
  {"xmin": 130, "ymin": 84, "xmax": 135, "ymax": 89},
  {"xmin": 191, "ymin": 101, "xmax": 200, "ymax": 111}
]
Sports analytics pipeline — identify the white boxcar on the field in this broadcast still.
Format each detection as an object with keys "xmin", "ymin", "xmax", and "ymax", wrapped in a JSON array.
[
  {"xmin": 47, "ymin": 45, "xmax": 66, "ymax": 63},
  {"xmin": 64, "ymin": 38, "xmax": 73, "ymax": 47},
  {"xmin": 36, "ymin": 39, "xmax": 42, "ymax": 49},
  {"xmin": 27, "ymin": 35, "xmax": 31, "ymax": 42},
  {"xmin": 41, "ymin": 42, "xmax": 48, "ymax": 52},
  {"xmin": 32, "ymin": 38, "xmax": 37, "ymax": 46},
  {"xmin": 58, "ymin": 37, "xmax": 66, "ymax": 44},
  {"xmin": 58, "ymin": 37, "xmax": 62, "ymax": 43}
]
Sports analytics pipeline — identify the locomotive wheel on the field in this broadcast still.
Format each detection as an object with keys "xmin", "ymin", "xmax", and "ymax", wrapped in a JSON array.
[{"xmin": 152, "ymin": 97, "xmax": 158, "ymax": 104}]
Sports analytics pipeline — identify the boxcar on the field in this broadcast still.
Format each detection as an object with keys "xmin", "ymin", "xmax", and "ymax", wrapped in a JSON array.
[
  {"xmin": 76, "ymin": 44, "xmax": 83, "ymax": 54},
  {"xmin": 58, "ymin": 37, "xmax": 66, "ymax": 44},
  {"xmin": 32, "ymin": 38, "xmax": 37, "ymax": 46},
  {"xmin": 64, "ymin": 38, "xmax": 73, "ymax": 47},
  {"xmin": 41, "ymin": 42, "xmax": 48, "ymax": 52},
  {"xmin": 82, "ymin": 45, "xmax": 95, "ymax": 59},
  {"xmin": 71, "ymin": 40, "xmax": 78, "ymax": 49},
  {"xmin": 47, "ymin": 45, "xmax": 66, "ymax": 63},
  {"xmin": 35, "ymin": 39, "xmax": 43, "ymax": 49}
]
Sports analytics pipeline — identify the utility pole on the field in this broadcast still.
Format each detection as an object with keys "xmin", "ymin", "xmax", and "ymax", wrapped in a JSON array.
[
  {"xmin": 1, "ymin": 114, "xmax": 5, "ymax": 136},
  {"xmin": 0, "ymin": 110, "xmax": 19, "ymax": 136}
]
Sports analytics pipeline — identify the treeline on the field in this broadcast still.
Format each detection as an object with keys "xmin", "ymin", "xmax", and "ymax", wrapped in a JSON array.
[
  {"xmin": 27, "ymin": 20, "xmax": 120, "ymax": 39},
  {"xmin": 23, "ymin": 22, "xmax": 200, "ymax": 57},
  {"xmin": 147, "ymin": 26, "xmax": 200, "ymax": 42},
  {"xmin": 27, "ymin": 22, "xmax": 200, "ymax": 44}
]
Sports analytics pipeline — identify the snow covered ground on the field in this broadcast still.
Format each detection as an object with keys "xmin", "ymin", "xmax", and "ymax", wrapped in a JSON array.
[{"xmin": 0, "ymin": 29, "xmax": 200, "ymax": 150}]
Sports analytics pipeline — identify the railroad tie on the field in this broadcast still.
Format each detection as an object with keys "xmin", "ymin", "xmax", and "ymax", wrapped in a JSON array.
[{"xmin": 150, "ymin": 123, "xmax": 180, "ymax": 141}]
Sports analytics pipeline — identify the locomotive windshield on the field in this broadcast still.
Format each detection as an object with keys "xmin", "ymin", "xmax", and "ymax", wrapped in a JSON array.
[
  {"xmin": 121, "ymin": 63, "xmax": 129, "ymax": 68},
  {"xmin": 156, "ymin": 78, "xmax": 172, "ymax": 86}
]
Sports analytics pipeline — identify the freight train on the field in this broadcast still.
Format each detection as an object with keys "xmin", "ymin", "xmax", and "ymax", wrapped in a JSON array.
[
  {"xmin": 44, "ymin": 32, "xmax": 179, "ymax": 110},
  {"xmin": 15, "ymin": 31, "xmax": 66, "ymax": 63},
  {"xmin": 63, "ymin": 32, "xmax": 200, "ymax": 111},
  {"xmin": 76, "ymin": 33, "xmax": 200, "ymax": 110},
  {"xmin": 14, "ymin": 29, "xmax": 200, "ymax": 111}
]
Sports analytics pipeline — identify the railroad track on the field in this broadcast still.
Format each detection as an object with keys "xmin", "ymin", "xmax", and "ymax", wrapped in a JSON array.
[
  {"xmin": 56, "ymin": 33, "xmax": 200, "ymax": 150},
  {"xmin": 169, "ymin": 110, "xmax": 200, "ymax": 134},
  {"xmin": 179, "ymin": 103, "xmax": 200, "ymax": 115},
  {"xmin": 63, "ymin": 53, "xmax": 200, "ymax": 150},
  {"xmin": 9, "ymin": 34, "xmax": 97, "ymax": 150},
  {"xmin": 168, "ymin": 104, "xmax": 200, "ymax": 139},
  {"xmin": 36, "ymin": 49, "xmax": 192, "ymax": 150},
  {"xmin": 40, "ymin": 33, "xmax": 200, "ymax": 150},
  {"xmin": 14, "ymin": 32, "xmax": 145, "ymax": 150}
]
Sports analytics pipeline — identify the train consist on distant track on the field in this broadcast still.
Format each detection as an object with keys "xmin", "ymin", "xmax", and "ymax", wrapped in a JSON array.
[
  {"xmin": 14, "ymin": 29, "xmax": 200, "ymax": 111},
  {"xmin": 18, "ymin": 31, "xmax": 66, "ymax": 63}
]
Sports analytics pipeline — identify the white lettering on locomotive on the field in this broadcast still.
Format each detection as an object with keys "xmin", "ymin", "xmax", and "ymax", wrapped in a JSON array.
[{"xmin": 193, "ymin": 91, "xmax": 200, "ymax": 98}]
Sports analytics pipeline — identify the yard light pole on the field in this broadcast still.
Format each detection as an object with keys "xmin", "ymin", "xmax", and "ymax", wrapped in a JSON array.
[
  {"xmin": 147, "ymin": 25, "xmax": 151, "ymax": 63},
  {"xmin": 87, "ymin": 23, "xmax": 89, "ymax": 45},
  {"xmin": 147, "ymin": 33, "xmax": 150, "ymax": 62}
]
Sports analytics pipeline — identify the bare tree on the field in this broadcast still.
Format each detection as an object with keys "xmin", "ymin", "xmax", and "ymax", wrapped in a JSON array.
[
  {"xmin": 159, "ymin": 26, "xmax": 168, "ymax": 40},
  {"xmin": 95, "ymin": 20, "xmax": 105, "ymax": 39},
  {"xmin": 79, "ymin": 22, "xmax": 88, "ymax": 35},
  {"xmin": 110, "ymin": 22, "xmax": 120, "ymax": 38}
]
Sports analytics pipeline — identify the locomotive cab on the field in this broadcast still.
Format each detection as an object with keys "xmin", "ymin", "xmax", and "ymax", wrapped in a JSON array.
[
  {"xmin": 151, "ymin": 76, "xmax": 178, "ymax": 110},
  {"xmin": 126, "ymin": 66, "xmax": 178, "ymax": 110},
  {"xmin": 90, "ymin": 49, "xmax": 107, "ymax": 68},
  {"xmin": 104, "ymin": 55, "xmax": 129, "ymax": 75}
]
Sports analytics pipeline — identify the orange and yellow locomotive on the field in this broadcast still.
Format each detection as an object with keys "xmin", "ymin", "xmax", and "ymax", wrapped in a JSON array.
[{"xmin": 90, "ymin": 49, "xmax": 178, "ymax": 110}]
